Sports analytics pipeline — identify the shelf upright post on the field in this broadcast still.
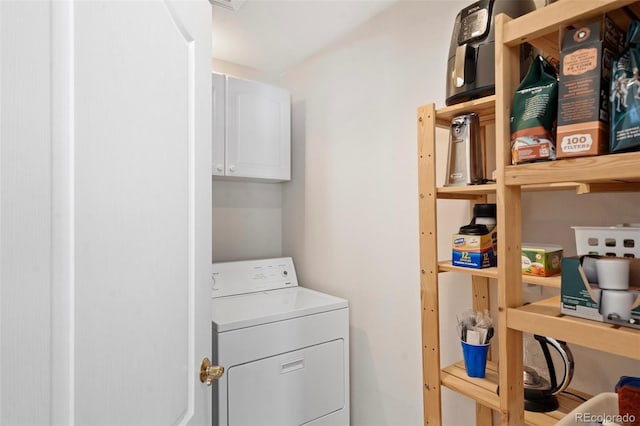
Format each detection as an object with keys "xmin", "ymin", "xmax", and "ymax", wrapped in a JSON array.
[
  {"xmin": 470, "ymin": 122, "xmax": 494, "ymax": 426},
  {"xmin": 494, "ymin": 13, "xmax": 525, "ymax": 426},
  {"xmin": 417, "ymin": 104, "xmax": 442, "ymax": 425},
  {"xmin": 471, "ymin": 240, "xmax": 493, "ymax": 426},
  {"xmin": 418, "ymin": 104, "xmax": 493, "ymax": 426}
]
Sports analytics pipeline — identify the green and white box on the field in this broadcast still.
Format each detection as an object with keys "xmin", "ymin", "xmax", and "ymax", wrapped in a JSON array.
[{"xmin": 561, "ymin": 256, "xmax": 640, "ymax": 328}]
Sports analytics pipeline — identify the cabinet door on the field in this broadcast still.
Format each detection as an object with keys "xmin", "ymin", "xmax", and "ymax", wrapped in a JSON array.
[
  {"xmin": 226, "ymin": 76, "xmax": 291, "ymax": 181},
  {"xmin": 212, "ymin": 72, "xmax": 226, "ymax": 176}
]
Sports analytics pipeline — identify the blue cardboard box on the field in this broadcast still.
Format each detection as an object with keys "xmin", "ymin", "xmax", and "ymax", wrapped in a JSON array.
[{"xmin": 452, "ymin": 231, "xmax": 497, "ymax": 269}]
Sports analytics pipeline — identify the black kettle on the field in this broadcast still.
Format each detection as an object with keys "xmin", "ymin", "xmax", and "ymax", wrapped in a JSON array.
[{"xmin": 523, "ymin": 335, "xmax": 575, "ymax": 412}]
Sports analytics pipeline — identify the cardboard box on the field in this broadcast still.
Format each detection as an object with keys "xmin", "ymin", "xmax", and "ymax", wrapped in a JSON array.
[
  {"xmin": 521, "ymin": 243, "xmax": 562, "ymax": 277},
  {"xmin": 560, "ymin": 256, "xmax": 640, "ymax": 329},
  {"xmin": 556, "ymin": 15, "xmax": 625, "ymax": 158},
  {"xmin": 452, "ymin": 231, "xmax": 497, "ymax": 269}
]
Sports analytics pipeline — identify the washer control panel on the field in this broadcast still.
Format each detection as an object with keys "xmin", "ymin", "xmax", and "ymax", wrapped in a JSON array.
[{"xmin": 211, "ymin": 257, "xmax": 298, "ymax": 298}]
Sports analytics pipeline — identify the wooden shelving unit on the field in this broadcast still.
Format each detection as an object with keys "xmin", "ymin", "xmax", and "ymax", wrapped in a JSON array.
[
  {"xmin": 508, "ymin": 297, "xmax": 640, "ymax": 360},
  {"xmin": 437, "ymin": 261, "xmax": 562, "ymax": 289},
  {"xmin": 417, "ymin": 1, "xmax": 640, "ymax": 425},
  {"xmin": 440, "ymin": 361, "xmax": 590, "ymax": 426}
]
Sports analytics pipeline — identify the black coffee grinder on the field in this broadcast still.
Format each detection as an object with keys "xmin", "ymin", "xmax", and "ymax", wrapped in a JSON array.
[{"xmin": 445, "ymin": 0, "xmax": 536, "ymax": 106}]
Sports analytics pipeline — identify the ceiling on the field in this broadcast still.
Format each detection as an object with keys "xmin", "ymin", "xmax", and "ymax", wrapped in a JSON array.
[{"xmin": 211, "ymin": 0, "xmax": 397, "ymax": 75}]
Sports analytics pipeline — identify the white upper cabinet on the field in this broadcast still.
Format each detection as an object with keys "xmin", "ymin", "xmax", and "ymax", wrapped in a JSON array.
[{"xmin": 212, "ymin": 73, "xmax": 291, "ymax": 181}]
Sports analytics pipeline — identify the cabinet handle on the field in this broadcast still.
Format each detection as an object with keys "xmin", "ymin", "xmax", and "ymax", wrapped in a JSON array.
[
  {"xmin": 216, "ymin": 164, "xmax": 224, "ymax": 172},
  {"xmin": 228, "ymin": 165, "xmax": 236, "ymax": 173}
]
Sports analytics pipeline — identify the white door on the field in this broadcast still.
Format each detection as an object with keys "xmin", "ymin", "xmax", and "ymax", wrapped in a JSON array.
[
  {"xmin": 226, "ymin": 76, "xmax": 291, "ymax": 181},
  {"xmin": 0, "ymin": 1, "xmax": 213, "ymax": 425}
]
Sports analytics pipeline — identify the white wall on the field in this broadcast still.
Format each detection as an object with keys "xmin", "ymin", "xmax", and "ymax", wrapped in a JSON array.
[
  {"xmin": 281, "ymin": 2, "xmax": 473, "ymax": 425},
  {"xmin": 279, "ymin": 1, "xmax": 640, "ymax": 425}
]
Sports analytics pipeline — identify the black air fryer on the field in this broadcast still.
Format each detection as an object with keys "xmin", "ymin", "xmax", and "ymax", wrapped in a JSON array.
[{"xmin": 445, "ymin": 0, "xmax": 536, "ymax": 106}]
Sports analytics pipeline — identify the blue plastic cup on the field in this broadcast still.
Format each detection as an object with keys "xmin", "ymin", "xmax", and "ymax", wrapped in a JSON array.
[{"xmin": 461, "ymin": 340, "xmax": 490, "ymax": 378}]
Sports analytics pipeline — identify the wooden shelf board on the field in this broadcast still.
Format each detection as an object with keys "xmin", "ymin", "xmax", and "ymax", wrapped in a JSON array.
[
  {"xmin": 520, "ymin": 5, "xmax": 638, "ymax": 61},
  {"xmin": 441, "ymin": 361, "xmax": 500, "ymax": 411},
  {"xmin": 578, "ymin": 182, "xmax": 640, "ymax": 194},
  {"xmin": 436, "ymin": 184, "xmax": 497, "ymax": 199},
  {"xmin": 523, "ymin": 182, "xmax": 590, "ymax": 193},
  {"xmin": 433, "ymin": 96, "xmax": 496, "ymax": 128},
  {"xmin": 441, "ymin": 361, "xmax": 589, "ymax": 425},
  {"xmin": 521, "ymin": 274, "xmax": 562, "ymax": 288},
  {"xmin": 438, "ymin": 262, "xmax": 499, "ymax": 279},
  {"xmin": 435, "ymin": 181, "xmax": 640, "ymax": 199},
  {"xmin": 438, "ymin": 261, "xmax": 561, "ymax": 288},
  {"xmin": 502, "ymin": 0, "xmax": 637, "ymax": 47},
  {"xmin": 504, "ymin": 152, "xmax": 640, "ymax": 186},
  {"xmin": 508, "ymin": 296, "xmax": 640, "ymax": 360},
  {"xmin": 525, "ymin": 390, "xmax": 592, "ymax": 426},
  {"xmin": 436, "ymin": 182, "xmax": 573, "ymax": 199}
]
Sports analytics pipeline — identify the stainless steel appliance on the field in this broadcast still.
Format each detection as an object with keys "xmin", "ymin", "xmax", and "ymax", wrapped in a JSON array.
[
  {"xmin": 445, "ymin": 0, "xmax": 536, "ymax": 106},
  {"xmin": 445, "ymin": 113, "xmax": 483, "ymax": 186}
]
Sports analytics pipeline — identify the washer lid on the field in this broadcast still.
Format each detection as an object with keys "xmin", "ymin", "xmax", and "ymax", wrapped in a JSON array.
[{"xmin": 212, "ymin": 286, "xmax": 348, "ymax": 332}]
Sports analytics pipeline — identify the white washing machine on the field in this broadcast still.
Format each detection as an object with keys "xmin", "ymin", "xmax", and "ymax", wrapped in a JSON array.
[{"xmin": 211, "ymin": 257, "xmax": 349, "ymax": 426}]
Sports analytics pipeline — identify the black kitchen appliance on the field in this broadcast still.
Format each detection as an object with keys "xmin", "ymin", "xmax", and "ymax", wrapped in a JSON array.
[
  {"xmin": 445, "ymin": 0, "xmax": 536, "ymax": 106},
  {"xmin": 523, "ymin": 335, "xmax": 575, "ymax": 412}
]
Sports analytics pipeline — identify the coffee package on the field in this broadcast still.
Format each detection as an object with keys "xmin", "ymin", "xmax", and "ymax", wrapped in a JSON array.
[
  {"xmin": 510, "ymin": 55, "xmax": 559, "ymax": 164},
  {"xmin": 557, "ymin": 16, "xmax": 625, "ymax": 158},
  {"xmin": 611, "ymin": 20, "xmax": 640, "ymax": 153}
]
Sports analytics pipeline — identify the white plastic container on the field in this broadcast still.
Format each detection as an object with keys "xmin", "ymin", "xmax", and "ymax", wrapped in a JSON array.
[
  {"xmin": 556, "ymin": 392, "xmax": 620, "ymax": 426},
  {"xmin": 572, "ymin": 226, "xmax": 640, "ymax": 258}
]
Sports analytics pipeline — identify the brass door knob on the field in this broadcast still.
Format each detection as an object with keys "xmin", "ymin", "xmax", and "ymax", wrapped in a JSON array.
[{"xmin": 200, "ymin": 357, "xmax": 224, "ymax": 385}]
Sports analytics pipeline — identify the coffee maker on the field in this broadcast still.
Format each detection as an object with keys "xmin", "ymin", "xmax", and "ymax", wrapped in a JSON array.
[{"xmin": 445, "ymin": 0, "xmax": 536, "ymax": 106}]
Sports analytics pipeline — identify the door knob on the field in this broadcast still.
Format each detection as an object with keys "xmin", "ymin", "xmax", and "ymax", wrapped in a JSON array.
[
  {"xmin": 200, "ymin": 357, "xmax": 224, "ymax": 385},
  {"xmin": 216, "ymin": 164, "xmax": 224, "ymax": 172},
  {"xmin": 228, "ymin": 165, "xmax": 236, "ymax": 173}
]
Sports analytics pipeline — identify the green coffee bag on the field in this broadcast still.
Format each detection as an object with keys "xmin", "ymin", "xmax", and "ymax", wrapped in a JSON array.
[{"xmin": 510, "ymin": 55, "xmax": 558, "ymax": 164}]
